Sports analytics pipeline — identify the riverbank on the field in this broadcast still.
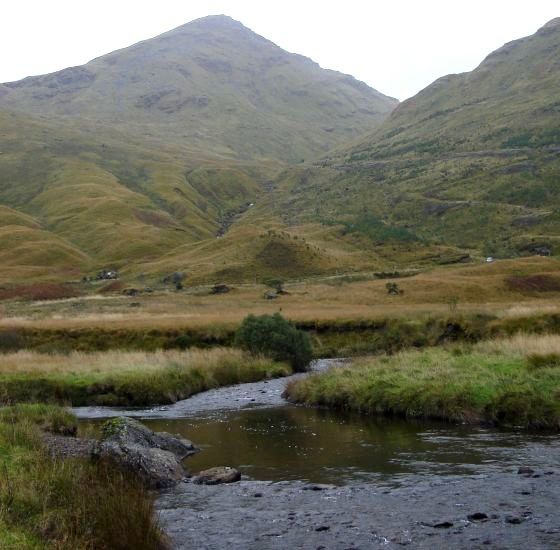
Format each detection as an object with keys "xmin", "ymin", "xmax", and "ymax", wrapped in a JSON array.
[
  {"xmin": 285, "ymin": 334, "xmax": 560, "ymax": 429},
  {"xmin": 0, "ymin": 405, "xmax": 166, "ymax": 549},
  {"xmin": 157, "ymin": 468, "xmax": 560, "ymax": 549},
  {"xmin": 0, "ymin": 348, "xmax": 290, "ymax": 406}
]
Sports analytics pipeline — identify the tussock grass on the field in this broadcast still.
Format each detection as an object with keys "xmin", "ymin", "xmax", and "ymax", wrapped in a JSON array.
[
  {"xmin": 0, "ymin": 348, "xmax": 291, "ymax": 406},
  {"xmin": 0, "ymin": 405, "xmax": 166, "ymax": 549},
  {"xmin": 285, "ymin": 334, "xmax": 560, "ymax": 429},
  {"xmin": 475, "ymin": 333, "xmax": 560, "ymax": 356}
]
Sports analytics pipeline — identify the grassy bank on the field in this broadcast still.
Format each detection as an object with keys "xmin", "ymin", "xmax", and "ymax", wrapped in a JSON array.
[
  {"xmin": 3, "ymin": 311, "xmax": 560, "ymax": 359},
  {"xmin": 285, "ymin": 334, "xmax": 560, "ymax": 429},
  {"xmin": 0, "ymin": 404, "xmax": 165, "ymax": 549},
  {"xmin": 0, "ymin": 348, "xmax": 291, "ymax": 407}
]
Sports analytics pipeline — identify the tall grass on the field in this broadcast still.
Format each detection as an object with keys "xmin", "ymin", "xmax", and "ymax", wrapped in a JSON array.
[
  {"xmin": 285, "ymin": 334, "xmax": 560, "ymax": 429},
  {"xmin": 0, "ymin": 348, "xmax": 291, "ymax": 406},
  {"xmin": 0, "ymin": 405, "xmax": 166, "ymax": 549}
]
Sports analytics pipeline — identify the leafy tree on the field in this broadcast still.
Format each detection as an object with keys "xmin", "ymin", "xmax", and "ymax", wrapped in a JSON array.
[{"xmin": 235, "ymin": 313, "xmax": 312, "ymax": 372}]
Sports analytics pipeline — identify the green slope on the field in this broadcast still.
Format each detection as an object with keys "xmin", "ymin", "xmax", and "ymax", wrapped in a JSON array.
[
  {"xmin": 0, "ymin": 107, "xmax": 270, "ymax": 276},
  {"xmin": 253, "ymin": 18, "xmax": 560, "ymax": 263}
]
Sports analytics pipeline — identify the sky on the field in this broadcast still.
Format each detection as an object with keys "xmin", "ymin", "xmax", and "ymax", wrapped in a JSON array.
[{"xmin": 1, "ymin": 1, "xmax": 558, "ymax": 100}]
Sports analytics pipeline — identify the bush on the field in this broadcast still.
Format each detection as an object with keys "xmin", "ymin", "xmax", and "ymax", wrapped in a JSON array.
[{"xmin": 235, "ymin": 313, "xmax": 312, "ymax": 372}]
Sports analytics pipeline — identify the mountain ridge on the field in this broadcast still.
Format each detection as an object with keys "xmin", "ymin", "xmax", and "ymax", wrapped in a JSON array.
[
  {"xmin": 0, "ymin": 15, "xmax": 397, "ymax": 163},
  {"xmin": 249, "ymin": 17, "xmax": 560, "ymax": 264}
]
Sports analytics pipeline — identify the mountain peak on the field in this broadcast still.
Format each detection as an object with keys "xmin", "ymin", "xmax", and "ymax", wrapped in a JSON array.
[
  {"xmin": 169, "ymin": 14, "xmax": 249, "ymax": 35},
  {"xmin": 0, "ymin": 14, "xmax": 396, "ymax": 164},
  {"xmin": 540, "ymin": 17, "xmax": 560, "ymax": 32}
]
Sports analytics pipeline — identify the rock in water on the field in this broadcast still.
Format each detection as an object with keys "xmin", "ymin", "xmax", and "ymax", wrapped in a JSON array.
[
  {"xmin": 99, "ymin": 442, "xmax": 185, "ymax": 489},
  {"xmin": 101, "ymin": 417, "xmax": 199, "ymax": 459},
  {"xmin": 96, "ymin": 416, "xmax": 199, "ymax": 488},
  {"xmin": 192, "ymin": 466, "xmax": 241, "ymax": 485}
]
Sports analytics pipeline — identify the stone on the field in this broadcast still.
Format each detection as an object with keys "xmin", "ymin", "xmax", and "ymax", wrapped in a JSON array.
[
  {"xmin": 211, "ymin": 283, "xmax": 231, "ymax": 294},
  {"xmin": 98, "ymin": 441, "xmax": 185, "ymax": 489},
  {"xmin": 432, "ymin": 521, "xmax": 454, "ymax": 529},
  {"xmin": 467, "ymin": 513, "xmax": 488, "ymax": 522},
  {"xmin": 505, "ymin": 516, "xmax": 524, "ymax": 525},
  {"xmin": 517, "ymin": 467, "xmax": 535, "ymax": 475},
  {"xmin": 101, "ymin": 417, "xmax": 199, "ymax": 459},
  {"xmin": 303, "ymin": 484, "xmax": 333, "ymax": 491},
  {"xmin": 192, "ymin": 466, "xmax": 241, "ymax": 485}
]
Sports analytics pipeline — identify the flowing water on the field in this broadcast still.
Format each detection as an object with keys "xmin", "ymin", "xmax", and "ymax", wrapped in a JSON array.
[{"xmin": 76, "ymin": 359, "xmax": 560, "ymax": 486}]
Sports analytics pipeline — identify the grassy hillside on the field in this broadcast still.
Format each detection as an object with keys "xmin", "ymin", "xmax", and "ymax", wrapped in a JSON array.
[
  {"xmin": 1, "ymin": 18, "xmax": 559, "ymax": 283},
  {"xmin": 0, "ymin": 107, "xmax": 275, "ymax": 278},
  {"xmin": 251, "ymin": 18, "xmax": 560, "ymax": 263},
  {"xmin": 0, "ymin": 15, "xmax": 396, "ymax": 164},
  {"xmin": 0, "ymin": 16, "xmax": 398, "ymax": 282}
]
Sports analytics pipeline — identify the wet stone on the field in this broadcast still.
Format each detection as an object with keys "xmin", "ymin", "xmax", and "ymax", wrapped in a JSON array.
[{"xmin": 468, "ymin": 512, "xmax": 488, "ymax": 521}]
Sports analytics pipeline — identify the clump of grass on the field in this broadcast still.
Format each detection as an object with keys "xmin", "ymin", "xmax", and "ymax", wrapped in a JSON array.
[
  {"xmin": 0, "ymin": 405, "xmax": 166, "ymax": 549},
  {"xmin": 0, "ymin": 403, "xmax": 78, "ymax": 435},
  {"xmin": 285, "ymin": 334, "xmax": 560, "ymax": 429},
  {"xmin": 0, "ymin": 348, "xmax": 291, "ymax": 406},
  {"xmin": 527, "ymin": 353, "xmax": 560, "ymax": 370}
]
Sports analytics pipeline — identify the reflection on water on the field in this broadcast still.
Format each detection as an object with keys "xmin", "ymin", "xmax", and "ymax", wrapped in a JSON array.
[{"xmin": 85, "ymin": 405, "xmax": 558, "ymax": 486}]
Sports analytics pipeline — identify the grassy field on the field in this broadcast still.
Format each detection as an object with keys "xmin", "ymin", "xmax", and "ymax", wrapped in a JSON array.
[
  {"xmin": 0, "ymin": 348, "xmax": 290, "ymax": 406},
  {"xmin": 1, "ymin": 257, "xmax": 559, "ymax": 358},
  {"xmin": 285, "ymin": 334, "xmax": 560, "ymax": 429},
  {"xmin": 0, "ymin": 404, "xmax": 166, "ymax": 549},
  {"xmin": 1, "ymin": 257, "xmax": 558, "ymax": 326}
]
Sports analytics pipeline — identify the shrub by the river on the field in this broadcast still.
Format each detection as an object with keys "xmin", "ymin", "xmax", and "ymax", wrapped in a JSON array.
[{"xmin": 235, "ymin": 313, "xmax": 313, "ymax": 372}]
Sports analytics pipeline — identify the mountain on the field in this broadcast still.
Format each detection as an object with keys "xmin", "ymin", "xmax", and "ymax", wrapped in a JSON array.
[
  {"xmin": 0, "ymin": 15, "xmax": 397, "ymax": 163},
  {"xmin": 255, "ymin": 18, "xmax": 560, "ymax": 262},
  {"xmin": 0, "ymin": 16, "xmax": 398, "ymax": 283},
  {"xmin": 2, "ymin": 17, "xmax": 559, "ymax": 286}
]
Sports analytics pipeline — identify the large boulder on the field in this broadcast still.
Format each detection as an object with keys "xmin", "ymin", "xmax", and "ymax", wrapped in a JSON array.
[
  {"xmin": 96, "ymin": 417, "xmax": 199, "ymax": 489},
  {"xmin": 192, "ymin": 466, "xmax": 241, "ymax": 485},
  {"xmin": 101, "ymin": 417, "xmax": 199, "ymax": 459},
  {"xmin": 99, "ymin": 441, "xmax": 185, "ymax": 489}
]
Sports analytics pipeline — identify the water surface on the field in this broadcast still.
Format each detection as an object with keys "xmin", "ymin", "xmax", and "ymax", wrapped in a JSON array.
[{"xmin": 82, "ymin": 404, "xmax": 559, "ymax": 486}]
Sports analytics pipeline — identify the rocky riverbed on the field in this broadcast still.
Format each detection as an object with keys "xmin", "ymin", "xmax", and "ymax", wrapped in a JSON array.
[
  {"xmin": 157, "ymin": 467, "xmax": 560, "ymax": 549},
  {"xmin": 74, "ymin": 359, "xmax": 560, "ymax": 549}
]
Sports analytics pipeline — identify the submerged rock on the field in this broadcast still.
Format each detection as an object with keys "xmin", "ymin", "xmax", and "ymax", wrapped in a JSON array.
[{"xmin": 192, "ymin": 466, "xmax": 241, "ymax": 485}]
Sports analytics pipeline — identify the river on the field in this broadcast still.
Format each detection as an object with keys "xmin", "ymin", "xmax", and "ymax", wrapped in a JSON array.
[{"xmin": 75, "ymin": 359, "xmax": 560, "ymax": 549}]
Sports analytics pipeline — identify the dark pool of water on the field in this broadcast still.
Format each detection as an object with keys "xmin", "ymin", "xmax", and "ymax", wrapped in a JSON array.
[{"xmin": 81, "ymin": 405, "xmax": 559, "ymax": 486}]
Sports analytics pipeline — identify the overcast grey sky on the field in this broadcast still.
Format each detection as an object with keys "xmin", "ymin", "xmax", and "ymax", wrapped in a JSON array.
[{"xmin": 2, "ymin": 1, "xmax": 558, "ymax": 100}]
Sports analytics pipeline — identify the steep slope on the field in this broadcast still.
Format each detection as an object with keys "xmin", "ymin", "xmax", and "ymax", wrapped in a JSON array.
[
  {"xmin": 0, "ymin": 15, "xmax": 397, "ymax": 163},
  {"xmin": 0, "ymin": 107, "xmax": 268, "ymax": 278},
  {"xmin": 255, "ymin": 19, "xmax": 560, "ymax": 261},
  {"xmin": 344, "ymin": 17, "xmax": 560, "ymax": 159}
]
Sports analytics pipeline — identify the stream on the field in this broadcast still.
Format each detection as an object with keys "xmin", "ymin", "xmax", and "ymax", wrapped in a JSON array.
[{"xmin": 75, "ymin": 359, "xmax": 560, "ymax": 549}]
